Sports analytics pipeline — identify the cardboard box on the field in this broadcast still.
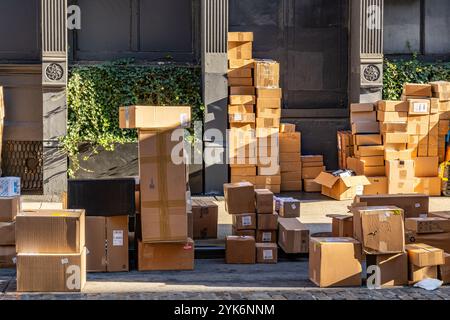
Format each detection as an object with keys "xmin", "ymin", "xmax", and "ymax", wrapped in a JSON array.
[
  {"xmin": 229, "ymin": 59, "xmax": 255, "ymax": 70},
  {"xmin": 228, "ymin": 113, "xmax": 255, "ymax": 123},
  {"xmin": 355, "ymin": 145, "xmax": 384, "ymax": 157},
  {"xmin": 386, "ymin": 160, "xmax": 415, "ymax": 181},
  {"xmin": 281, "ymin": 171, "xmax": 302, "ymax": 181},
  {"xmin": 302, "ymin": 155, "xmax": 323, "ymax": 163},
  {"xmin": 16, "ymin": 210, "xmax": 85, "ymax": 254},
  {"xmin": 351, "ymin": 111, "xmax": 376, "ymax": 123},
  {"xmin": 328, "ymin": 214, "xmax": 353, "ymax": 238},
  {"xmin": 303, "ymin": 161, "xmax": 324, "ymax": 168},
  {"xmin": 119, "ymin": 106, "xmax": 191, "ymax": 129},
  {"xmin": 439, "ymin": 120, "xmax": 449, "ymax": 135},
  {"xmin": 228, "ymin": 68, "xmax": 252, "ymax": 78},
  {"xmin": 139, "ymin": 130, "xmax": 187, "ymax": 242},
  {"xmin": 406, "ymin": 243, "xmax": 445, "ymax": 267},
  {"xmin": 350, "ymin": 103, "xmax": 375, "ymax": 112},
  {"xmin": 254, "ymin": 60, "xmax": 280, "ymax": 89},
  {"xmin": 137, "ymin": 239, "xmax": 194, "ymax": 271},
  {"xmin": 407, "ymin": 119, "xmax": 429, "ymax": 135},
  {"xmin": 232, "ymin": 213, "xmax": 257, "ymax": 230},
  {"xmin": 258, "ymin": 165, "xmax": 281, "ymax": 176},
  {"xmin": 302, "ymin": 166, "xmax": 325, "ymax": 179},
  {"xmin": 256, "ymin": 230, "xmax": 277, "ymax": 243},
  {"xmin": 357, "ymin": 156, "xmax": 385, "ymax": 166},
  {"xmin": 229, "ymin": 86, "xmax": 255, "ymax": 95},
  {"xmin": 256, "ymin": 88, "xmax": 282, "ymax": 99},
  {"xmin": 405, "ymin": 230, "xmax": 450, "ymax": 254},
  {"xmin": 278, "ymin": 198, "xmax": 300, "ymax": 218},
  {"xmin": 405, "ymin": 217, "xmax": 450, "ymax": 234},
  {"xmin": 403, "ymin": 83, "xmax": 432, "ymax": 97},
  {"xmin": 414, "ymin": 177, "xmax": 441, "ymax": 196},
  {"xmin": 439, "ymin": 253, "xmax": 450, "ymax": 284},
  {"xmin": 256, "ymin": 107, "xmax": 281, "ymax": 119},
  {"xmin": 228, "ymin": 77, "xmax": 253, "ymax": 87},
  {"xmin": 388, "ymin": 179, "xmax": 416, "ymax": 194},
  {"xmin": 430, "ymin": 98, "xmax": 440, "ymax": 114},
  {"xmin": 408, "ymin": 99, "xmax": 430, "ymax": 115},
  {"xmin": 232, "ymin": 228, "xmax": 256, "ymax": 237},
  {"xmin": 278, "ymin": 218, "xmax": 309, "ymax": 253},
  {"xmin": 430, "ymin": 81, "xmax": 450, "ymax": 93},
  {"xmin": 256, "ymin": 176, "xmax": 281, "ymax": 185},
  {"xmin": 281, "ymin": 162, "xmax": 302, "ymax": 173},
  {"xmin": 352, "ymin": 206, "xmax": 405, "ymax": 254},
  {"xmin": 0, "ymin": 197, "xmax": 20, "ymax": 222},
  {"xmin": 351, "ymin": 122, "xmax": 380, "ymax": 134},
  {"xmin": 354, "ymin": 134, "xmax": 382, "ymax": 146},
  {"xmin": 281, "ymin": 181, "xmax": 302, "ymax": 192},
  {"xmin": 309, "ymin": 237, "xmax": 362, "ymax": 288},
  {"xmin": 279, "ymin": 132, "xmax": 301, "ymax": 153},
  {"xmin": 377, "ymin": 111, "xmax": 408, "ymax": 123},
  {"xmin": 364, "ymin": 177, "xmax": 388, "ymax": 195},
  {"xmin": 226, "ymin": 236, "xmax": 256, "ymax": 264},
  {"xmin": 380, "ymin": 122, "xmax": 408, "ymax": 133},
  {"xmin": 383, "ymin": 133, "xmax": 409, "ymax": 144},
  {"xmin": 16, "ymin": 248, "xmax": 87, "ymax": 292},
  {"xmin": 256, "ymin": 117, "xmax": 280, "ymax": 128},
  {"xmin": 105, "ymin": 216, "xmax": 129, "ymax": 272},
  {"xmin": 303, "ymin": 179, "xmax": 322, "ymax": 192},
  {"xmin": 414, "ymin": 157, "xmax": 439, "ymax": 177},
  {"xmin": 229, "ymin": 95, "xmax": 256, "ymax": 105},
  {"xmin": 256, "ymin": 98, "xmax": 281, "ymax": 110},
  {"xmin": 230, "ymin": 175, "xmax": 257, "ymax": 184},
  {"xmin": 280, "ymin": 123, "xmax": 296, "ymax": 133},
  {"xmin": 228, "ymin": 32, "xmax": 254, "ymax": 42},
  {"xmin": 409, "ymin": 265, "xmax": 438, "ymax": 283},
  {"xmin": 191, "ymin": 199, "xmax": 218, "ymax": 240},
  {"xmin": 229, "ymin": 122, "xmax": 255, "ymax": 130},
  {"xmin": 346, "ymin": 157, "xmax": 385, "ymax": 177},
  {"xmin": 85, "ymin": 217, "xmax": 106, "ymax": 272},
  {"xmin": 354, "ymin": 194, "xmax": 429, "ymax": 218},
  {"xmin": 224, "ymin": 182, "xmax": 255, "ymax": 214},
  {"xmin": 314, "ymin": 172, "xmax": 370, "ymax": 201},
  {"xmin": 384, "ymin": 148, "xmax": 416, "ymax": 161},
  {"xmin": 0, "ymin": 246, "xmax": 16, "ymax": 268},
  {"xmin": 231, "ymin": 166, "xmax": 257, "ymax": 176},
  {"xmin": 256, "ymin": 243, "xmax": 278, "ymax": 264},
  {"xmin": 280, "ymin": 153, "xmax": 301, "ymax": 163},
  {"xmin": 0, "ymin": 222, "xmax": 15, "ymax": 245},
  {"xmin": 228, "ymin": 41, "xmax": 252, "ymax": 60},
  {"xmin": 366, "ymin": 253, "xmax": 408, "ymax": 287},
  {"xmin": 187, "ymin": 210, "xmax": 193, "ymax": 239},
  {"xmin": 255, "ymin": 189, "xmax": 274, "ymax": 214},
  {"xmin": 378, "ymin": 100, "xmax": 409, "ymax": 112}
]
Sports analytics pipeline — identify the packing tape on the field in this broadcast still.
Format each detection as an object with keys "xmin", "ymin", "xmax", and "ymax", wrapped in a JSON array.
[
  {"xmin": 125, "ymin": 107, "xmax": 130, "ymax": 128},
  {"xmin": 157, "ymin": 133, "xmax": 170, "ymax": 240},
  {"xmin": 379, "ymin": 241, "xmax": 388, "ymax": 252},
  {"xmin": 236, "ymin": 46, "xmax": 242, "ymax": 59}
]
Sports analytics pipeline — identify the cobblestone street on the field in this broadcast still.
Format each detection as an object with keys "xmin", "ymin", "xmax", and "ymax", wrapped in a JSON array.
[{"xmin": 1, "ymin": 260, "xmax": 449, "ymax": 300}]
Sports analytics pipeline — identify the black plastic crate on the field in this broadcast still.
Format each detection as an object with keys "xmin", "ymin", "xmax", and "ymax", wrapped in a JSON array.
[{"xmin": 68, "ymin": 178, "xmax": 136, "ymax": 216}]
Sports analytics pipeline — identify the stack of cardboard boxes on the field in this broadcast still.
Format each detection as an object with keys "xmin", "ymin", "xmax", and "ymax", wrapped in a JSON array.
[
  {"xmin": 119, "ymin": 106, "xmax": 194, "ymax": 271},
  {"xmin": 431, "ymin": 81, "xmax": 450, "ymax": 162},
  {"xmin": 16, "ymin": 209, "xmax": 87, "ymax": 292},
  {"xmin": 0, "ymin": 197, "xmax": 19, "ymax": 269},
  {"xmin": 405, "ymin": 243, "xmax": 445, "ymax": 284},
  {"xmin": 191, "ymin": 199, "xmax": 218, "ymax": 240},
  {"xmin": 255, "ymin": 189, "xmax": 278, "ymax": 264},
  {"xmin": 302, "ymin": 155, "xmax": 325, "ymax": 193},
  {"xmin": 279, "ymin": 124, "xmax": 302, "ymax": 192}
]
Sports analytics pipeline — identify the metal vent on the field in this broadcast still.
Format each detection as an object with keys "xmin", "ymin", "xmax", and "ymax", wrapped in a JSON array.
[
  {"xmin": 360, "ymin": 0, "xmax": 384, "ymax": 55},
  {"xmin": 203, "ymin": 0, "xmax": 228, "ymax": 53},
  {"xmin": 42, "ymin": 0, "xmax": 67, "ymax": 55},
  {"xmin": 1, "ymin": 141, "xmax": 43, "ymax": 194}
]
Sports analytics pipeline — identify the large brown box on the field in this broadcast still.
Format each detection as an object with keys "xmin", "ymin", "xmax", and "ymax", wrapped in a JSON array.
[
  {"xmin": 354, "ymin": 194, "xmax": 429, "ymax": 218},
  {"xmin": 192, "ymin": 199, "xmax": 218, "ymax": 239},
  {"xmin": 228, "ymin": 77, "xmax": 253, "ymax": 87},
  {"xmin": 119, "ymin": 106, "xmax": 191, "ymax": 129},
  {"xmin": 405, "ymin": 231, "xmax": 450, "ymax": 254},
  {"xmin": 309, "ymin": 237, "xmax": 362, "ymax": 288},
  {"xmin": 353, "ymin": 134, "xmax": 382, "ymax": 146},
  {"xmin": 0, "ymin": 221, "xmax": 15, "ymax": 245},
  {"xmin": 16, "ymin": 248, "xmax": 87, "ymax": 292},
  {"xmin": 256, "ymin": 243, "xmax": 278, "ymax": 264},
  {"xmin": 228, "ymin": 69, "xmax": 252, "ymax": 78},
  {"xmin": 314, "ymin": 172, "xmax": 370, "ymax": 201},
  {"xmin": 405, "ymin": 243, "xmax": 445, "ymax": 267},
  {"xmin": 232, "ymin": 213, "xmax": 256, "ymax": 231},
  {"xmin": 352, "ymin": 206, "xmax": 405, "ymax": 254},
  {"xmin": 86, "ymin": 216, "xmax": 129, "ymax": 273},
  {"xmin": 254, "ymin": 60, "xmax": 280, "ymax": 88},
  {"xmin": 137, "ymin": 239, "xmax": 194, "ymax": 271},
  {"xmin": 255, "ymin": 189, "xmax": 274, "ymax": 214},
  {"xmin": 257, "ymin": 213, "xmax": 278, "ymax": 231},
  {"xmin": 366, "ymin": 253, "xmax": 408, "ymax": 287},
  {"xmin": 351, "ymin": 122, "xmax": 380, "ymax": 134},
  {"xmin": 405, "ymin": 217, "xmax": 450, "ymax": 234},
  {"xmin": 226, "ymin": 236, "xmax": 256, "ymax": 264},
  {"xmin": 0, "ymin": 246, "xmax": 16, "ymax": 268},
  {"xmin": 16, "ymin": 210, "xmax": 85, "ymax": 254},
  {"xmin": 224, "ymin": 182, "xmax": 255, "ymax": 214},
  {"xmin": 0, "ymin": 197, "xmax": 20, "ymax": 222},
  {"xmin": 346, "ymin": 157, "xmax": 385, "ymax": 177},
  {"xmin": 278, "ymin": 218, "xmax": 309, "ymax": 253},
  {"xmin": 139, "ymin": 130, "xmax": 187, "ymax": 242}
]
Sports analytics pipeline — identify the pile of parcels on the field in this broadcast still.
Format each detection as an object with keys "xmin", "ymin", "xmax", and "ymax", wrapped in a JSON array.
[
  {"xmin": 0, "ymin": 178, "xmax": 20, "ymax": 269},
  {"xmin": 223, "ymin": 182, "xmax": 309, "ymax": 264},
  {"xmin": 335, "ymin": 82, "xmax": 450, "ymax": 198},
  {"xmin": 317, "ymin": 194, "xmax": 450, "ymax": 288},
  {"xmin": 227, "ymin": 32, "xmax": 305, "ymax": 193}
]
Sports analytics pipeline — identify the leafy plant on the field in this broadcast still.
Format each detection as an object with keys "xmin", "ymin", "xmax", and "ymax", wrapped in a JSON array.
[
  {"xmin": 64, "ymin": 60, "xmax": 204, "ymax": 177},
  {"xmin": 383, "ymin": 54, "xmax": 450, "ymax": 100}
]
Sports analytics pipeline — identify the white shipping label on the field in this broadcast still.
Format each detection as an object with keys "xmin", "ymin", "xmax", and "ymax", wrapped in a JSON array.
[
  {"xmin": 263, "ymin": 250, "xmax": 273, "ymax": 260},
  {"xmin": 180, "ymin": 113, "xmax": 189, "ymax": 126},
  {"xmin": 113, "ymin": 230, "xmax": 124, "ymax": 246},
  {"xmin": 291, "ymin": 203, "xmax": 297, "ymax": 210},
  {"xmin": 242, "ymin": 216, "xmax": 252, "ymax": 227},
  {"xmin": 234, "ymin": 113, "xmax": 243, "ymax": 121},
  {"xmin": 413, "ymin": 103, "xmax": 428, "ymax": 113},
  {"xmin": 61, "ymin": 258, "xmax": 69, "ymax": 265},
  {"xmin": 415, "ymin": 203, "xmax": 421, "ymax": 208},
  {"xmin": 355, "ymin": 185, "xmax": 364, "ymax": 196},
  {"xmin": 262, "ymin": 232, "xmax": 272, "ymax": 242}
]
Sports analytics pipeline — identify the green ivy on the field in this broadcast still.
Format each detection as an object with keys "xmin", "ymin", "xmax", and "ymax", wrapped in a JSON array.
[
  {"xmin": 383, "ymin": 54, "xmax": 450, "ymax": 100},
  {"xmin": 64, "ymin": 60, "xmax": 204, "ymax": 177}
]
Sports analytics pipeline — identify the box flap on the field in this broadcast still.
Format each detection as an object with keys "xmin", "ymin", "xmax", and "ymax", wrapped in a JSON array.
[
  {"xmin": 314, "ymin": 172, "xmax": 339, "ymax": 189},
  {"xmin": 341, "ymin": 175, "xmax": 371, "ymax": 188}
]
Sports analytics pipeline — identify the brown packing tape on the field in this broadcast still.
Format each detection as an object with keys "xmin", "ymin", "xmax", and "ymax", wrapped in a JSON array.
[
  {"xmin": 157, "ymin": 133, "xmax": 170, "ymax": 240},
  {"xmin": 237, "ymin": 46, "xmax": 242, "ymax": 60}
]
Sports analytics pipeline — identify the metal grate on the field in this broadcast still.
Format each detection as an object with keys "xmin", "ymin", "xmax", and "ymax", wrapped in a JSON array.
[
  {"xmin": 42, "ymin": 0, "xmax": 67, "ymax": 55},
  {"xmin": 203, "ymin": 0, "xmax": 228, "ymax": 53},
  {"xmin": 1, "ymin": 141, "xmax": 43, "ymax": 194},
  {"xmin": 360, "ymin": 0, "xmax": 384, "ymax": 55}
]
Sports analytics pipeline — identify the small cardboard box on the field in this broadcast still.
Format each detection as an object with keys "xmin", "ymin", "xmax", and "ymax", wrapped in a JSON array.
[
  {"xmin": 439, "ymin": 253, "xmax": 450, "ymax": 284},
  {"xmin": 0, "ymin": 177, "xmax": 20, "ymax": 197},
  {"xmin": 224, "ymin": 182, "xmax": 255, "ymax": 214},
  {"xmin": 280, "ymin": 153, "xmax": 301, "ymax": 162},
  {"xmin": 386, "ymin": 160, "xmax": 415, "ymax": 181},
  {"xmin": 233, "ymin": 228, "xmax": 256, "ymax": 237},
  {"xmin": 229, "ymin": 113, "xmax": 255, "ymax": 123},
  {"xmin": 231, "ymin": 166, "xmax": 257, "ymax": 176},
  {"xmin": 357, "ymin": 155, "xmax": 385, "ymax": 166},
  {"xmin": 229, "ymin": 86, "xmax": 255, "ymax": 95},
  {"xmin": 408, "ymin": 99, "xmax": 430, "ymax": 115},
  {"xmin": 383, "ymin": 133, "xmax": 409, "ymax": 144},
  {"xmin": 377, "ymin": 111, "xmax": 408, "ymax": 123},
  {"xmin": 281, "ymin": 171, "xmax": 302, "ymax": 181},
  {"xmin": 226, "ymin": 236, "xmax": 256, "ymax": 264},
  {"xmin": 280, "ymin": 123, "xmax": 296, "ymax": 133},
  {"xmin": 327, "ymin": 214, "xmax": 353, "ymax": 238},
  {"xmin": 430, "ymin": 81, "xmax": 450, "ymax": 93},
  {"xmin": 366, "ymin": 253, "xmax": 408, "ymax": 287},
  {"xmin": 257, "ymin": 98, "xmax": 281, "ymax": 109},
  {"xmin": 255, "ymin": 189, "xmax": 274, "ymax": 214},
  {"xmin": 0, "ymin": 246, "xmax": 16, "ymax": 268},
  {"xmin": 256, "ymin": 230, "xmax": 277, "ymax": 243},
  {"xmin": 303, "ymin": 161, "xmax": 324, "ymax": 168},
  {"xmin": 351, "ymin": 111, "xmax": 376, "ymax": 123},
  {"xmin": 346, "ymin": 157, "xmax": 385, "ymax": 177},
  {"xmin": 388, "ymin": 179, "xmax": 416, "ymax": 194},
  {"xmin": 281, "ymin": 161, "xmax": 302, "ymax": 173},
  {"xmin": 254, "ymin": 60, "xmax": 280, "ymax": 89},
  {"xmin": 137, "ymin": 239, "xmax": 194, "ymax": 271},
  {"xmin": 229, "ymin": 59, "xmax": 255, "ymax": 70},
  {"xmin": 0, "ymin": 197, "xmax": 20, "ymax": 222},
  {"xmin": 352, "ymin": 206, "xmax": 405, "ymax": 254},
  {"xmin": 16, "ymin": 209, "xmax": 85, "ymax": 254},
  {"xmin": 355, "ymin": 145, "xmax": 384, "ymax": 157},
  {"xmin": 303, "ymin": 179, "xmax": 322, "ymax": 192},
  {"xmin": 256, "ymin": 243, "xmax": 278, "ymax": 264},
  {"xmin": 257, "ymin": 213, "xmax": 278, "ymax": 230},
  {"xmin": 406, "ymin": 243, "xmax": 445, "ymax": 267},
  {"xmin": 0, "ymin": 221, "xmax": 15, "ymax": 245},
  {"xmin": 228, "ymin": 68, "xmax": 252, "ymax": 78},
  {"xmin": 228, "ymin": 32, "xmax": 254, "ymax": 42},
  {"xmin": 256, "ymin": 88, "xmax": 282, "ymax": 99},
  {"xmin": 405, "ymin": 217, "xmax": 450, "ymax": 234},
  {"xmin": 407, "ymin": 119, "xmax": 429, "ymax": 135},
  {"xmin": 302, "ymin": 166, "xmax": 325, "ymax": 179},
  {"xmin": 384, "ymin": 148, "xmax": 415, "ymax": 161},
  {"xmin": 228, "ymin": 77, "xmax": 253, "ymax": 87},
  {"xmin": 256, "ymin": 106, "xmax": 281, "ymax": 118},
  {"xmin": 278, "ymin": 218, "xmax": 309, "ymax": 253},
  {"xmin": 414, "ymin": 177, "xmax": 441, "ymax": 196},
  {"xmin": 309, "ymin": 237, "xmax": 362, "ymax": 288},
  {"xmin": 281, "ymin": 181, "xmax": 302, "ymax": 192},
  {"xmin": 409, "ymin": 265, "xmax": 438, "ymax": 283},
  {"xmin": 16, "ymin": 248, "xmax": 86, "ymax": 292},
  {"xmin": 229, "ymin": 95, "xmax": 256, "ymax": 105},
  {"xmin": 380, "ymin": 122, "xmax": 408, "ymax": 133},
  {"xmin": 314, "ymin": 172, "xmax": 370, "ymax": 201},
  {"xmin": 228, "ymin": 41, "xmax": 252, "ymax": 60},
  {"xmin": 403, "ymin": 83, "xmax": 432, "ymax": 97},
  {"xmin": 232, "ymin": 213, "xmax": 256, "ymax": 230},
  {"xmin": 119, "ymin": 106, "xmax": 191, "ymax": 129},
  {"xmin": 279, "ymin": 132, "xmax": 301, "ymax": 153},
  {"xmin": 256, "ymin": 176, "xmax": 281, "ymax": 185},
  {"xmin": 351, "ymin": 122, "xmax": 380, "ymax": 134},
  {"xmin": 256, "ymin": 117, "xmax": 280, "ymax": 128},
  {"xmin": 414, "ymin": 157, "xmax": 439, "ymax": 177},
  {"xmin": 192, "ymin": 199, "xmax": 218, "ymax": 240},
  {"xmin": 354, "ymin": 134, "xmax": 382, "ymax": 146},
  {"xmin": 377, "ymin": 100, "xmax": 409, "ymax": 112},
  {"xmin": 364, "ymin": 177, "xmax": 388, "ymax": 195},
  {"xmin": 405, "ymin": 230, "xmax": 450, "ymax": 254},
  {"xmin": 278, "ymin": 198, "xmax": 300, "ymax": 218}
]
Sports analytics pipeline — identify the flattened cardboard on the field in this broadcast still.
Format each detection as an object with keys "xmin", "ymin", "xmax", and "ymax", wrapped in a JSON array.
[
  {"xmin": 226, "ymin": 236, "xmax": 256, "ymax": 264},
  {"xmin": 278, "ymin": 218, "xmax": 309, "ymax": 253},
  {"xmin": 137, "ymin": 239, "xmax": 194, "ymax": 271}
]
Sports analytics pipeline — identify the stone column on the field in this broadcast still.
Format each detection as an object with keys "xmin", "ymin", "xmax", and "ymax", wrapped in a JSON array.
[
  {"xmin": 41, "ymin": 0, "xmax": 68, "ymax": 195},
  {"xmin": 201, "ymin": 0, "xmax": 229, "ymax": 195}
]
